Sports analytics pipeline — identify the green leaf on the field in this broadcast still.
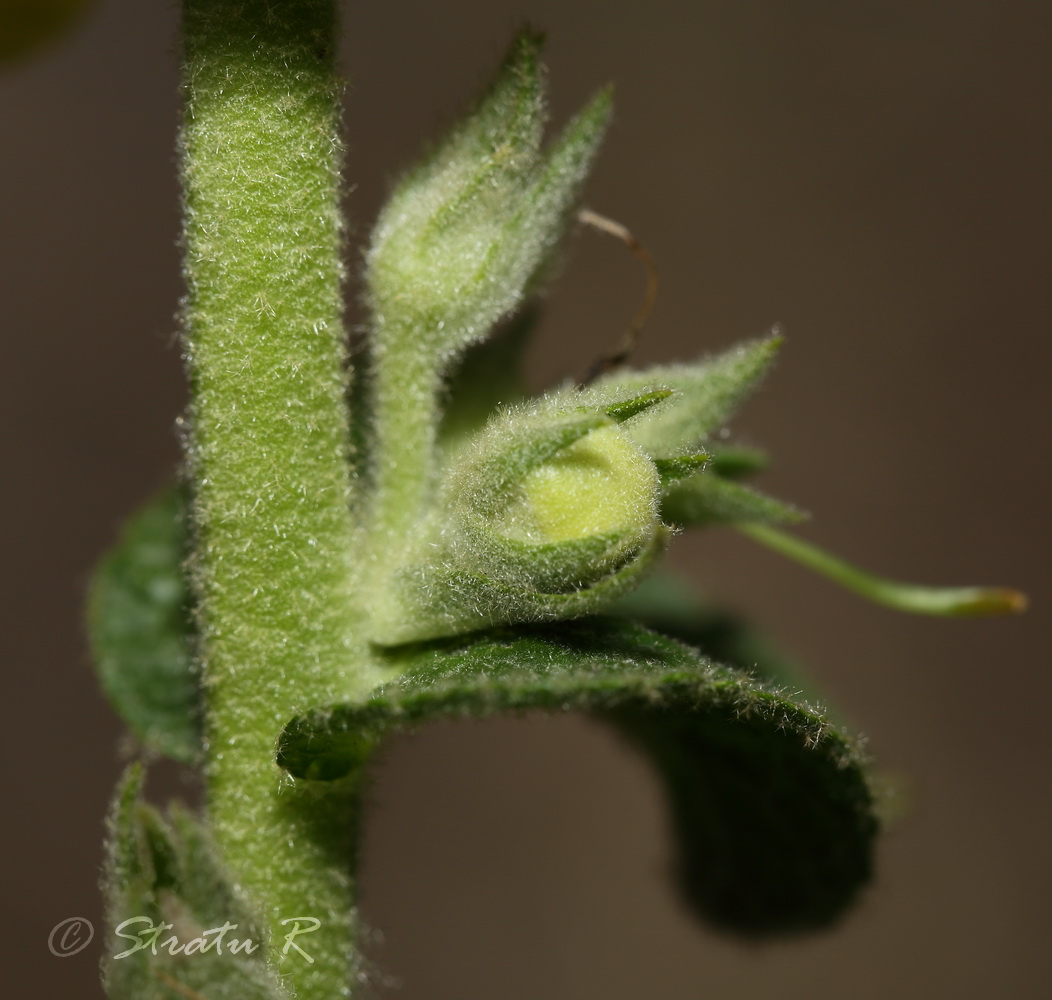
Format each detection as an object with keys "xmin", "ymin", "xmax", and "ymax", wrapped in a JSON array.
[
  {"xmin": 608, "ymin": 572, "xmax": 821, "ymax": 693},
  {"xmin": 102, "ymin": 767, "xmax": 290, "ymax": 1000},
  {"xmin": 601, "ymin": 331, "xmax": 783, "ymax": 457},
  {"xmin": 662, "ymin": 472, "xmax": 808, "ymax": 527},
  {"xmin": 278, "ymin": 619, "xmax": 877, "ymax": 936},
  {"xmin": 87, "ymin": 488, "xmax": 201, "ymax": 763}
]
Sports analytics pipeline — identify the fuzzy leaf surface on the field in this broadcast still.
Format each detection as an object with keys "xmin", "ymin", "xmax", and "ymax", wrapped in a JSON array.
[
  {"xmin": 279, "ymin": 619, "xmax": 876, "ymax": 936},
  {"xmin": 609, "ymin": 573, "xmax": 818, "ymax": 694},
  {"xmin": 87, "ymin": 488, "xmax": 200, "ymax": 763}
]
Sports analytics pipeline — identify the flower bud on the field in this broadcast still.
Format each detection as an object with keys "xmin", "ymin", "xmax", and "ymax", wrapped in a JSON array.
[
  {"xmin": 370, "ymin": 400, "xmax": 670, "ymax": 644},
  {"xmin": 480, "ymin": 424, "xmax": 662, "ymax": 591},
  {"xmin": 365, "ymin": 30, "xmax": 612, "ymax": 368}
]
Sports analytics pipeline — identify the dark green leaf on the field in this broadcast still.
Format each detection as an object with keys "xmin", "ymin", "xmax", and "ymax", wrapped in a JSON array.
[
  {"xmin": 279, "ymin": 619, "xmax": 876, "ymax": 936},
  {"xmin": 87, "ymin": 487, "xmax": 201, "ymax": 763},
  {"xmin": 608, "ymin": 573, "xmax": 806, "ymax": 688}
]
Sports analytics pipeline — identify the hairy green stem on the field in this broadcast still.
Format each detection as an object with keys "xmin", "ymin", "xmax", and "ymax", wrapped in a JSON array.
[
  {"xmin": 180, "ymin": 1, "xmax": 380, "ymax": 995},
  {"xmin": 369, "ymin": 321, "xmax": 442, "ymax": 547}
]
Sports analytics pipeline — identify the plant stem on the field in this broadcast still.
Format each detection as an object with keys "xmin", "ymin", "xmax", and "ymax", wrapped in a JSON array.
[
  {"xmin": 180, "ymin": 1, "xmax": 380, "ymax": 995},
  {"xmin": 738, "ymin": 522, "xmax": 1027, "ymax": 617},
  {"xmin": 369, "ymin": 320, "xmax": 442, "ymax": 547}
]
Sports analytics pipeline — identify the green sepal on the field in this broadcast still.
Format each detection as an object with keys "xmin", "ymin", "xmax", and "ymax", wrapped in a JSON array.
[
  {"xmin": 373, "ymin": 526, "xmax": 668, "ymax": 644},
  {"xmin": 452, "ymin": 408, "xmax": 610, "ymax": 512},
  {"xmin": 601, "ymin": 331, "xmax": 783, "ymax": 457},
  {"xmin": 603, "ymin": 388, "xmax": 674, "ymax": 423},
  {"xmin": 451, "ymin": 386, "xmax": 672, "ymax": 513},
  {"xmin": 652, "ymin": 453, "xmax": 710, "ymax": 486},
  {"xmin": 470, "ymin": 524, "xmax": 651, "ymax": 593},
  {"xmin": 662, "ymin": 473, "xmax": 808, "ymax": 527},
  {"xmin": 102, "ymin": 767, "xmax": 289, "ymax": 1000},
  {"xmin": 436, "ymin": 311, "xmax": 671, "ymax": 454},
  {"xmin": 510, "ymin": 83, "xmax": 613, "ymax": 299},
  {"xmin": 278, "ymin": 619, "xmax": 877, "ymax": 936},
  {"xmin": 707, "ymin": 444, "xmax": 770, "ymax": 480},
  {"xmin": 87, "ymin": 487, "xmax": 201, "ymax": 763}
]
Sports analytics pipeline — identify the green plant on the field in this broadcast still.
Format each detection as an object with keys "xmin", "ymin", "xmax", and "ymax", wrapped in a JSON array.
[{"xmin": 77, "ymin": 2, "xmax": 1024, "ymax": 998}]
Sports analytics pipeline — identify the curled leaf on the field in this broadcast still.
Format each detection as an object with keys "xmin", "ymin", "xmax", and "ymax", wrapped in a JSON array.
[{"xmin": 278, "ymin": 619, "xmax": 877, "ymax": 936}]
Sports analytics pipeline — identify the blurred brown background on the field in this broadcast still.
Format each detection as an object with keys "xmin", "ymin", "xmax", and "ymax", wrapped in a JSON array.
[{"xmin": 3, "ymin": 1, "xmax": 1049, "ymax": 997}]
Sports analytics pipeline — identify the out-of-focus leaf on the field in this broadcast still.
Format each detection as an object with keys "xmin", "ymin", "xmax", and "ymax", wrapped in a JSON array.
[
  {"xmin": 707, "ymin": 444, "xmax": 769, "ymax": 480},
  {"xmin": 279, "ymin": 618, "xmax": 877, "ymax": 936},
  {"xmin": 608, "ymin": 573, "xmax": 805, "ymax": 688},
  {"xmin": 87, "ymin": 487, "xmax": 201, "ymax": 763},
  {"xmin": 652, "ymin": 453, "xmax": 710, "ymax": 486},
  {"xmin": 662, "ymin": 473, "xmax": 808, "ymax": 528}
]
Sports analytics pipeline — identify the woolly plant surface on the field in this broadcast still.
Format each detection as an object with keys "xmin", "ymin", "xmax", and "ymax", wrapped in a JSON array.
[{"xmin": 86, "ymin": 10, "xmax": 1024, "ymax": 999}]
